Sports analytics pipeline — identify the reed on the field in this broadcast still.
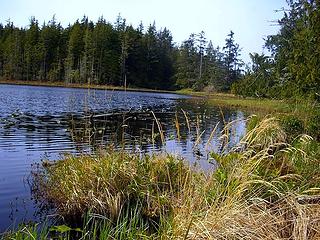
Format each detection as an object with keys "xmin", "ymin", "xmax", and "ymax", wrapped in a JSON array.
[
  {"xmin": 174, "ymin": 112, "xmax": 181, "ymax": 141},
  {"xmin": 151, "ymin": 111, "xmax": 165, "ymax": 144},
  {"xmin": 181, "ymin": 109, "xmax": 191, "ymax": 134}
]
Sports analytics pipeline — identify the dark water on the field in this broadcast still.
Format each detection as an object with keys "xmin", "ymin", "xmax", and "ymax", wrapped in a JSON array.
[{"xmin": 0, "ymin": 84, "xmax": 246, "ymax": 231}]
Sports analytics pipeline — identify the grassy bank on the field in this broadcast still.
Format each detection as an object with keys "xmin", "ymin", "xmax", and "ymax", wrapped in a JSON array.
[
  {"xmin": 3, "ymin": 116, "xmax": 320, "ymax": 239},
  {"xmin": 176, "ymin": 88, "xmax": 309, "ymax": 114},
  {"xmin": 178, "ymin": 88, "xmax": 320, "ymax": 140}
]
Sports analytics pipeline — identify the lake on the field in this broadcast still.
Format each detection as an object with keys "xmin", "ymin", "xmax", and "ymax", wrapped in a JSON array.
[{"xmin": 0, "ymin": 84, "xmax": 246, "ymax": 231}]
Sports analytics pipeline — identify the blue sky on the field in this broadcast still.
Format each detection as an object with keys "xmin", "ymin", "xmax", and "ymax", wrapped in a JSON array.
[{"xmin": 0, "ymin": 0, "xmax": 287, "ymax": 63}]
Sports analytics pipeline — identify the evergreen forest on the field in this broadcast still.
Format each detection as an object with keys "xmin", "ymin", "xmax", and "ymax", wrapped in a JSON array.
[
  {"xmin": 232, "ymin": 0, "xmax": 320, "ymax": 100},
  {"xmin": 0, "ymin": 15, "xmax": 242, "ymax": 91},
  {"xmin": 0, "ymin": 0, "xmax": 319, "ymax": 100}
]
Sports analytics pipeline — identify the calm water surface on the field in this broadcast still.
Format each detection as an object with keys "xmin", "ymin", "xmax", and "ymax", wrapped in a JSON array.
[{"xmin": 0, "ymin": 84, "xmax": 246, "ymax": 231}]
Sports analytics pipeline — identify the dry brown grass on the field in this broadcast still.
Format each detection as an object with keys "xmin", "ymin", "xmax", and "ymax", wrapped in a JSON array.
[{"xmin": 171, "ymin": 117, "xmax": 320, "ymax": 240}]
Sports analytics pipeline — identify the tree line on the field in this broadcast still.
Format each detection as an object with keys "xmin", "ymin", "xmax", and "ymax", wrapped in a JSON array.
[
  {"xmin": 233, "ymin": 0, "xmax": 320, "ymax": 100},
  {"xmin": 0, "ymin": 15, "xmax": 242, "ymax": 90}
]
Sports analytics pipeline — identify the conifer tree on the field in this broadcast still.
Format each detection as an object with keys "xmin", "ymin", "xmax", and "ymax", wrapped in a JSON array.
[{"xmin": 223, "ymin": 31, "xmax": 242, "ymax": 90}]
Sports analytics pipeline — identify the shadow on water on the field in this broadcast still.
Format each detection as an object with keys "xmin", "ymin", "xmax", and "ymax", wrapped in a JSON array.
[{"xmin": 0, "ymin": 85, "xmax": 246, "ymax": 231}]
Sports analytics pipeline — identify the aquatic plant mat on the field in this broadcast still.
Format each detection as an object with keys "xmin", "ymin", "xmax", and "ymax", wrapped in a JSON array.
[{"xmin": 2, "ymin": 116, "xmax": 320, "ymax": 239}]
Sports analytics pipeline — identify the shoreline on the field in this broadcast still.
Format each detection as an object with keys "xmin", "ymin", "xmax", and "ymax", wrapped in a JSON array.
[
  {"xmin": 0, "ymin": 79, "xmax": 301, "ymax": 114},
  {"xmin": 0, "ymin": 80, "xmax": 178, "ymax": 95}
]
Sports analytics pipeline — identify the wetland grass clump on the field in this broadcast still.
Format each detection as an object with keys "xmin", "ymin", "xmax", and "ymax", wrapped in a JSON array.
[
  {"xmin": 5, "ymin": 116, "xmax": 320, "ymax": 239},
  {"xmin": 31, "ymin": 150, "xmax": 194, "ymax": 230}
]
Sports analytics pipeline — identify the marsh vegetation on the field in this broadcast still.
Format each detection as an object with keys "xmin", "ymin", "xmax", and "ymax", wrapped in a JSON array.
[{"xmin": 2, "ymin": 116, "xmax": 320, "ymax": 239}]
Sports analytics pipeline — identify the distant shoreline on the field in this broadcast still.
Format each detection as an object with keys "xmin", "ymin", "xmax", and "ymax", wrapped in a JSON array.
[
  {"xmin": 0, "ymin": 80, "xmax": 178, "ymax": 95},
  {"xmin": 0, "ymin": 80, "xmax": 294, "ymax": 113}
]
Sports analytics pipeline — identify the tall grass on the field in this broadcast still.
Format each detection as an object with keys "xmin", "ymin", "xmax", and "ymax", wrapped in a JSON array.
[
  {"xmin": 173, "ymin": 116, "xmax": 320, "ymax": 239},
  {"xmin": 3, "ymin": 116, "xmax": 320, "ymax": 239},
  {"xmin": 32, "ymin": 151, "xmax": 192, "ymax": 223}
]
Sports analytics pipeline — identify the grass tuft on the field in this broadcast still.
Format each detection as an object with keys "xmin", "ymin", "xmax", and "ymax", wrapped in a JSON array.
[{"xmin": 31, "ymin": 151, "xmax": 193, "ymax": 228}]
